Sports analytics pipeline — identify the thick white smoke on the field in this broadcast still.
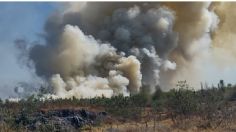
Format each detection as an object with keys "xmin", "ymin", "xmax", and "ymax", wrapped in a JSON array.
[
  {"xmin": 41, "ymin": 25, "xmax": 142, "ymax": 99},
  {"xmin": 18, "ymin": 2, "xmax": 236, "ymax": 99},
  {"xmin": 26, "ymin": 3, "xmax": 179, "ymax": 98},
  {"xmin": 116, "ymin": 55, "xmax": 142, "ymax": 94},
  {"xmin": 55, "ymin": 3, "xmax": 178, "ymax": 93},
  {"xmin": 159, "ymin": 2, "xmax": 220, "ymax": 89},
  {"xmin": 211, "ymin": 3, "xmax": 236, "ymax": 66}
]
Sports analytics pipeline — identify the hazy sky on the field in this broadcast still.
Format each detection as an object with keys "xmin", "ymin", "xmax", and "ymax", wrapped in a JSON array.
[
  {"xmin": 0, "ymin": 2, "xmax": 58, "ymax": 98},
  {"xmin": 0, "ymin": 2, "xmax": 235, "ymax": 98}
]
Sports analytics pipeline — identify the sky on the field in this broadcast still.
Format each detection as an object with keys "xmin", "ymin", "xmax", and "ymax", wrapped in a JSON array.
[
  {"xmin": 0, "ymin": 2, "xmax": 236, "ymax": 99},
  {"xmin": 0, "ymin": 2, "xmax": 58, "ymax": 98}
]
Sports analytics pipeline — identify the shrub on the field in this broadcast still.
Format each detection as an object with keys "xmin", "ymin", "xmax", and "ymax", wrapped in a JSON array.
[{"xmin": 167, "ymin": 81, "xmax": 198, "ymax": 116}]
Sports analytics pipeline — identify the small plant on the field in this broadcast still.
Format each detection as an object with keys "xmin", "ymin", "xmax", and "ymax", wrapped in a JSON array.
[{"xmin": 167, "ymin": 81, "xmax": 198, "ymax": 116}]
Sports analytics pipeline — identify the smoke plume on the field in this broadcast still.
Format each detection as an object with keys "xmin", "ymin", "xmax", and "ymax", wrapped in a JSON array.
[
  {"xmin": 18, "ymin": 2, "xmax": 236, "ymax": 99},
  {"xmin": 210, "ymin": 3, "xmax": 236, "ymax": 67},
  {"xmin": 30, "ymin": 24, "xmax": 142, "ymax": 98}
]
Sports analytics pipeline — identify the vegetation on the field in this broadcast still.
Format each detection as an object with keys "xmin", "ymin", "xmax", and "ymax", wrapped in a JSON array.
[{"xmin": 1, "ymin": 80, "xmax": 236, "ymax": 131}]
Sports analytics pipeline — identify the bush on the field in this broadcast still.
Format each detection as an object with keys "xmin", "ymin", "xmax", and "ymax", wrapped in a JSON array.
[
  {"xmin": 167, "ymin": 81, "xmax": 198, "ymax": 116},
  {"xmin": 151, "ymin": 88, "xmax": 167, "ymax": 112}
]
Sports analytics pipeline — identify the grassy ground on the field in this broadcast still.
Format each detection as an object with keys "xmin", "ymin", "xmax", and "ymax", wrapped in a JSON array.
[{"xmin": 1, "ymin": 81, "xmax": 236, "ymax": 131}]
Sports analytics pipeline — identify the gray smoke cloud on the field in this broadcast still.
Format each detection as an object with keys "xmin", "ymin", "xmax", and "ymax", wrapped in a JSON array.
[
  {"xmin": 210, "ymin": 3, "xmax": 236, "ymax": 66},
  {"xmin": 17, "ymin": 2, "xmax": 223, "ymax": 98},
  {"xmin": 29, "ymin": 24, "xmax": 142, "ymax": 99},
  {"xmin": 42, "ymin": 2, "xmax": 178, "ymax": 93},
  {"xmin": 159, "ymin": 2, "xmax": 219, "ymax": 89}
]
